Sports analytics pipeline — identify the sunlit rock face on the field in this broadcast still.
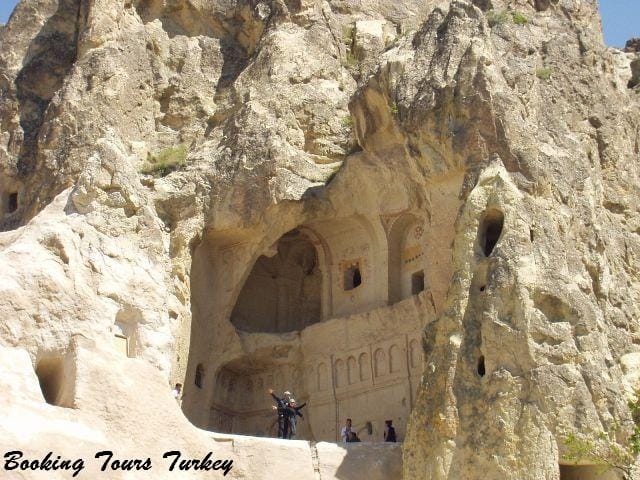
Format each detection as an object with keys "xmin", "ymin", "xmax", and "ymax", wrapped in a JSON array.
[{"xmin": 0, "ymin": 0, "xmax": 639, "ymax": 478}]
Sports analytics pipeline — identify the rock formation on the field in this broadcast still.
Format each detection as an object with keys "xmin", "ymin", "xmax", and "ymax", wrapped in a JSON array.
[{"xmin": 0, "ymin": 0, "xmax": 639, "ymax": 478}]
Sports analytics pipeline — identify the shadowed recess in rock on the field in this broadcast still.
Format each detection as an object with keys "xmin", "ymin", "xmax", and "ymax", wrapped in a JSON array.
[
  {"xmin": 15, "ymin": 0, "xmax": 81, "ymax": 176},
  {"xmin": 35, "ymin": 356, "xmax": 65, "ymax": 406},
  {"xmin": 478, "ymin": 209, "xmax": 504, "ymax": 257},
  {"xmin": 231, "ymin": 229, "xmax": 322, "ymax": 333}
]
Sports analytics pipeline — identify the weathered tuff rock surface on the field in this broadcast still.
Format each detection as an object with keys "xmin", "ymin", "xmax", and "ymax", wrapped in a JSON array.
[{"xmin": 0, "ymin": 0, "xmax": 639, "ymax": 479}]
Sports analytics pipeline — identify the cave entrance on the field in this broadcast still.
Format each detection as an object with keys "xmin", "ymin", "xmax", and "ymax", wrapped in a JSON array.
[
  {"xmin": 479, "ymin": 209, "xmax": 504, "ymax": 257},
  {"xmin": 35, "ymin": 357, "xmax": 66, "ymax": 406},
  {"xmin": 231, "ymin": 229, "xmax": 322, "ymax": 333},
  {"xmin": 210, "ymin": 357, "xmax": 307, "ymax": 438}
]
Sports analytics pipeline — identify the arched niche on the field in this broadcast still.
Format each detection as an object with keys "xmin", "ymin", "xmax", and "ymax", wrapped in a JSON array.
[
  {"xmin": 388, "ymin": 213, "xmax": 426, "ymax": 303},
  {"xmin": 335, "ymin": 359, "xmax": 346, "ymax": 388},
  {"xmin": 389, "ymin": 344, "xmax": 402, "ymax": 373},
  {"xmin": 36, "ymin": 357, "xmax": 66, "ymax": 406},
  {"xmin": 230, "ymin": 229, "xmax": 323, "ymax": 333},
  {"xmin": 306, "ymin": 214, "xmax": 387, "ymax": 318},
  {"xmin": 359, "ymin": 353, "xmax": 371, "ymax": 381},
  {"xmin": 210, "ymin": 357, "xmax": 307, "ymax": 438},
  {"xmin": 478, "ymin": 208, "xmax": 504, "ymax": 257},
  {"xmin": 113, "ymin": 307, "xmax": 140, "ymax": 358},
  {"xmin": 374, "ymin": 348, "xmax": 387, "ymax": 377},
  {"xmin": 347, "ymin": 356, "xmax": 357, "ymax": 384}
]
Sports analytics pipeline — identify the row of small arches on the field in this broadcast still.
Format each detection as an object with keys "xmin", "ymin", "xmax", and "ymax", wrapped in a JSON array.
[
  {"xmin": 316, "ymin": 340, "xmax": 421, "ymax": 391},
  {"xmin": 212, "ymin": 368, "xmax": 293, "ymax": 406}
]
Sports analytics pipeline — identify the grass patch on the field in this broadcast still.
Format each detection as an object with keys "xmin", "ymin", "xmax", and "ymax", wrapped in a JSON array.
[
  {"xmin": 512, "ymin": 11, "xmax": 528, "ymax": 25},
  {"xmin": 343, "ymin": 51, "xmax": 358, "ymax": 68},
  {"xmin": 343, "ymin": 24, "xmax": 355, "ymax": 48},
  {"xmin": 487, "ymin": 9, "xmax": 509, "ymax": 27},
  {"xmin": 341, "ymin": 115, "xmax": 354, "ymax": 128},
  {"xmin": 140, "ymin": 144, "xmax": 187, "ymax": 176},
  {"xmin": 536, "ymin": 68, "xmax": 553, "ymax": 81}
]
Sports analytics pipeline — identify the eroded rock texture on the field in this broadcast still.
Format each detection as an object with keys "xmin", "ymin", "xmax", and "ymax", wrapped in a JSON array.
[{"xmin": 0, "ymin": 0, "xmax": 639, "ymax": 478}]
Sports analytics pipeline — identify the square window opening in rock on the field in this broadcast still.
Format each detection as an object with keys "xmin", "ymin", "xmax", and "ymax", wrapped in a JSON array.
[
  {"xmin": 344, "ymin": 264, "xmax": 362, "ymax": 291},
  {"xmin": 411, "ymin": 270, "xmax": 425, "ymax": 295}
]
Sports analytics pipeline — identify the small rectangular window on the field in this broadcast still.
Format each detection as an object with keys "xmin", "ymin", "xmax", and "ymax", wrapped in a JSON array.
[
  {"xmin": 114, "ymin": 334, "xmax": 129, "ymax": 358},
  {"xmin": 344, "ymin": 263, "xmax": 362, "ymax": 291},
  {"xmin": 7, "ymin": 192, "xmax": 18, "ymax": 214},
  {"xmin": 411, "ymin": 270, "xmax": 425, "ymax": 295}
]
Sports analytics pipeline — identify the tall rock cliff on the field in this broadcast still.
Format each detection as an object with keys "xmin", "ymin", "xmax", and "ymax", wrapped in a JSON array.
[{"xmin": 0, "ymin": 0, "xmax": 638, "ymax": 478}]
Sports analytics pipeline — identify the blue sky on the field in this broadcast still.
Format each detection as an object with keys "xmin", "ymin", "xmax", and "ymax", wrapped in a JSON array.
[{"xmin": 0, "ymin": 1, "xmax": 638, "ymax": 46}]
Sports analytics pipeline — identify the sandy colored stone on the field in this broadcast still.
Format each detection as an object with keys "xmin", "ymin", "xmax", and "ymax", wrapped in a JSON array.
[{"xmin": 0, "ymin": 0, "xmax": 639, "ymax": 479}]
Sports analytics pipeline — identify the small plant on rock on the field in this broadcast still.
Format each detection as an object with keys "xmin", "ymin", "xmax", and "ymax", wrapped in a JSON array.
[
  {"xmin": 487, "ymin": 9, "xmax": 509, "ymax": 27},
  {"xmin": 140, "ymin": 144, "xmax": 188, "ymax": 177},
  {"xmin": 536, "ymin": 67, "xmax": 553, "ymax": 81},
  {"xmin": 512, "ymin": 11, "xmax": 528, "ymax": 25},
  {"xmin": 341, "ymin": 115, "xmax": 354, "ymax": 128},
  {"xmin": 343, "ymin": 51, "xmax": 358, "ymax": 68},
  {"xmin": 562, "ymin": 390, "xmax": 640, "ymax": 480}
]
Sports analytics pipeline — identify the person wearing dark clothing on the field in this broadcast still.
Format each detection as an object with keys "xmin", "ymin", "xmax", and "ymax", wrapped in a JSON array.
[
  {"xmin": 269, "ymin": 389, "xmax": 291, "ymax": 438},
  {"xmin": 384, "ymin": 420, "xmax": 397, "ymax": 442},
  {"xmin": 285, "ymin": 400, "xmax": 306, "ymax": 439}
]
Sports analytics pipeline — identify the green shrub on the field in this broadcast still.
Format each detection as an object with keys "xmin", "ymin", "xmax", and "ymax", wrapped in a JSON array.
[
  {"xmin": 512, "ymin": 11, "xmax": 528, "ymax": 25},
  {"xmin": 140, "ymin": 144, "xmax": 187, "ymax": 176},
  {"xmin": 342, "ymin": 115, "xmax": 354, "ymax": 128},
  {"xmin": 487, "ymin": 9, "xmax": 509, "ymax": 27},
  {"xmin": 536, "ymin": 68, "xmax": 553, "ymax": 81},
  {"xmin": 562, "ymin": 390, "xmax": 640, "ymax": 479},
  {"xmin": 390, "ymin": 102, "xmax": 399, "ymax": 115}
]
